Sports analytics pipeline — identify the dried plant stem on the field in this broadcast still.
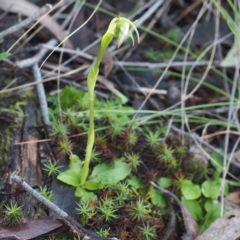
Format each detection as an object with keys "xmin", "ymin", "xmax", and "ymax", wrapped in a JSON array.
[{"xmin": 0, "ymin": 4, "xmax": 52, "ymax": 39}]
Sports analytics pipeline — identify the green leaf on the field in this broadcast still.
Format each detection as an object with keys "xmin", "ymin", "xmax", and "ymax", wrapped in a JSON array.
[
  {"xmin": 225, "ymin": 179, "xmax": 240, "ymax": 187},
  {"xmin": 210, "ymin": 150, "xmax": 224, "ymax": 173},
  {"xmin": 180, "ymin": 180, "xmax": 201, "ymax": 200},
  {"xmin": 201, "ymin": 179, "xmax": 221, "ymax": 199},
  {"xmin": 127, "ymin": 176, "xmax": 141, "ymax": 189},
  {"xmin": 157, "ymin": 177, "xmax": 172, "ymax": 188},
  {"xmin": 0, "ymin": 52, "xmax": 11, "ymax": 61},
  {"xmin": 57, "ymin": 170, "xmax": 80, "ymax": 187},
  {"xmin": 181, "ymin": 197, "xmax": 203, "ymax": 221},
  {"xmin": 69, "ymin": 154, "xmax": 82, "ymax": 174},
  {"xmin": 149, "ymin": 187, "xmax": 166, "ymax": 207},
  {"xmin": 89, "ymin": 160, "xmax": 131, "ymax": 184},
  {"xmin": 204, "ymin": 199, "xmax": 221, "ymax": 227},
  {"xmin": 75, "ymin": 187, "xmax": 97, "ymax": 202},
  {"xmin": 83, "ymin": 179, "xmax": 102, "ymax": 190}
]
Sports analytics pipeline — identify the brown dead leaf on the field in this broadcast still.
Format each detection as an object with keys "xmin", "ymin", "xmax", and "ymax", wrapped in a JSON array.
[
  {"xmin": 195, "ymin": 210, "xmax": 240, "ymax": 240},
  {"xmin": 0, "ymin": 217, "xmax": 62, "ymax": 239},
  {"xmin": 0, "ymin": 0, "xmax": 73, "ymax": 49},
  {"xmin": 226, "ymin": 191, "xmax": 240, "ymax": 205}
]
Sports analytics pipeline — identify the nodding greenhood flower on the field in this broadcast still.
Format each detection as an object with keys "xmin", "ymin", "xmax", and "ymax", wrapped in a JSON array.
[
  {"xmin": 78, "ymin": 16, "xmax": 140, "ymax": 186},
  {"xmin": 107, "ymin": 17, "xmax": 140, "ymax": 48}
]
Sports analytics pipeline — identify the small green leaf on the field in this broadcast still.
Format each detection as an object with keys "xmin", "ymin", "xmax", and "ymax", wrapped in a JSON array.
[
  {"xmin": 69, "ymin": 154, "xmax": 82, "ymax": 173},
  {"xmin": 149, "ymin": 187, "xmax": 166, "ymax": 207},
  {"xmin": 210, "ymin": 150, "xmax": 224, "ymax": 173},
  {"xmin": 75, "ymin": 187, "xmax": 97, "ymax": 202},
  {"xmin": 180, "ymin": 180, "xmax": 201, "ymax": 200},
  {"xmin": 201, "ymin": 179, "xmax": 221, "ymax": 199},
  {"xmin": 83, "ymin": 179, "xmax": 102, "ymax": 190},
  {"xmin": 157, "ymin": 177, "xmax": 172, "ymax": 188},
  {"xmin": 127, "ymin": 176, "xmax": 141, "ymax": 189},
  {"xmin": 57, "ymin": 170, "xmax": 80, "ymax": 187},
  {"xmin": 0, "ymin": 52, "xmax": 11, "ymax": 61},
  {"xmin": 181, "ymin": 197, "xmax": 202, "ymax": 221},
  {"xmin": 204, "ymin": 199, "xmax": 221, "ymax": 227},
  {"xmin": 90, "ymin": 160, "xmax": 131, "ymax": 184}
]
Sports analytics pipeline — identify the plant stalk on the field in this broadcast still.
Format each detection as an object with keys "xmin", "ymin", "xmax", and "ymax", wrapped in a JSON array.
[{"xmin": 80, "ymin": 34, "xmax": 113, "ymax": 185}]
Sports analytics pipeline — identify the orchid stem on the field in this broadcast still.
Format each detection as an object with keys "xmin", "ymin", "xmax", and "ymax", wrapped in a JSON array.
[{"xmin": 79, "ymin": 17, "xmax": 139, "ymax": 185}]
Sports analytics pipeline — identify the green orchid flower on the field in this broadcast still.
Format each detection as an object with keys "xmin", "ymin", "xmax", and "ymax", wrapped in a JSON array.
[
  {"xmin": 79, "ymin": 17, "xmax": 140, "ymax": 185},
  {"xmin": 107, "ymin": 17, "xmax": 140, "ymax": 48}
]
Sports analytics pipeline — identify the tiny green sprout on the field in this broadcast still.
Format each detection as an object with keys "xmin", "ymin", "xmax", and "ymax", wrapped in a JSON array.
[
  {"xmin": 117, "ymin": 182, "xmax": 129, "ymax": 195},
  {"xmin": 42, "ymin": 159, "xmax": 62, "ymax": 177},
  {"xmin": 98, "ymin": 205, "xmax": 118, "ymax": 223},
  {"xmin": 63, "ymin": 109, "xmax": 77, "ymax": 125},
  {"xmin": 145, "ymin": 130, "xmax": 162, "ymax": 148},
  {"xmin": 96, "ymin": 228, "xmax": 111, "ymax": 238},
  {"xmin": 107, "ymin": 122, "xmax": 124, "ymax": 138},
  {"xmin": 101, "ymin": 197, "xmax": 116, "ymax": 208},
  {"xmin": 168, "ymin": 158, "xmax": 177, "ymax": 169},
  {"xmin": 76, "ymin": 201, "xmax": 96, "ymax": 220},
  {"xmin": 157, "ymin": 144, "xmax": 175, "ymax": 162},
  {"xmin": 138, "ymin": 223, "xmax": 157, "ymax": 240},
  {"xmin": 125, "ymin": 130, "xmax": 138, "ymax": 146},
  {"xmin": 56, "ymin": 138, "xmax": 73, "ymax": 156},
  {"xmin": 90, "ymin": 148, "xmax": 101, "ymax": 163},
  {"xmin": 38, "ymin": 186, "xmax": 54, "ymax": 202},
  {"xmin": 105, "ymin": 177, "xmax": 117, "ymax": 189},
  {"xmin": 116, "ymin": 193, "xmax": 128, "ymax": 205},
  {"xmin": 176, "ymin": 146, "xmax": 186, "ymax": 156},
  {"xmin": 51, "ymin": 122, "xmax": 70, "ymax": 140},
  {"xmin": 159, "ymin": 124, "xmax": 167, "ymax": 135},
  {"xmin": 102, "ymin": 100, "xmax": 117, "ymax": 121},
  {"xmin": 95, "ymin": 133, "xmax": 106, "ymax": 145},
  {"xmin": 3, "ymin": 201, "xmax": 23, "ymax": 226},
  {"xmin": 129, "ymin": 199, "xmax": 150, "ymax": 222},
  {"xmin": 125, "ymin": 152, "xmax": 141, "ymax": 170},
  {"xmin": 80, "ymin": 16, "xmax": 139, "ymax": 185}
]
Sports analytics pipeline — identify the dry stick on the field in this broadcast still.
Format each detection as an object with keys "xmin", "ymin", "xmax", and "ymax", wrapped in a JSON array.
[
  {"xmin": 114, "ymin": 60, "xmax": 220, "ymax": 69},
  {"xmin": 0, "ymin": 65, "xmax": 88, "ymax": 95},
  {"xmin": 174, "ymin": 0, "xmax": 202, "ymax": 23},
  {"xmin": 6, "ymin": 0, "xmax": 64, "ymax": 53},
  {"xmin": 0, "ymin": 4, "xmax": 52, "ymax": 39},
  {"xmin": 150, "ymin": 181, "xmax": 199, "ymax": 240},
  {"xmin": 139, "ymin": 0, "xmax": 170, "ymax": 42},
  {"xmin": 11, "ymin": 175, "xmax": 118, "ymax": 240},
  {"xmin": 33, "ymin": 63, "xmax": 50, "ymax": 126},
  {"xmin": 14, "ymin": 0, "xmax": 73, "ymax": 56},
  {"xmin": 130, "ymin": 0, "xmax": 157, "ymax": 20},
  {"xmin": 0, "ymin": 233, "xmax": 21, "ymax": 240},
  {"xmin": 16, "ymin": 38, "xmax": 58, "ymax": 68},
  {"xmin": 39, "ymin": 0, "xmax": 103, "ymax": 69},
  {"xmin": 40, "ymin": 45, "xmax": 217, "ymax": 69}
]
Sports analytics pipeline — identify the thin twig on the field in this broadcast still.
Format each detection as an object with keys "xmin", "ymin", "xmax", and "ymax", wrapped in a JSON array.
[
  {"xmin": 114, "ymin": 60, "xmax": 220, "ymax": 69},
  {"xmin": 0, "ymin": 65, "xmax": 88, "ymax": 95},
  {"xmin": 16, "ymin": 39, "xmax": 58, "ymax": 68},
  {"xmin": 32, "ymin": 63, "xmax": 50, "ymax": 126},
  {"xmin": 0, "ymin": 4, "xmax": 52, "ymax": 39}
]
